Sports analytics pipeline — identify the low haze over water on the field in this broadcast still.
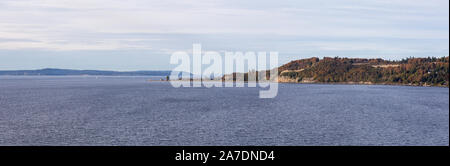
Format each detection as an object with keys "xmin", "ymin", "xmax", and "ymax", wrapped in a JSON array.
[{"xmin": 0, "ymin": 76, "xmax": 448, "ymax": 145}]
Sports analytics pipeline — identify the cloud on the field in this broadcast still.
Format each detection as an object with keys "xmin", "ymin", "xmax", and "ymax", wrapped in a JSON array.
[{"xmin": 0, "ymin": 0, "xmax": 448, "ymax": 69}]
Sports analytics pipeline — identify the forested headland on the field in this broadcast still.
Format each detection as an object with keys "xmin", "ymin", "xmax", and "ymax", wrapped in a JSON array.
[{"xmin": 224, "ymin": 56, "xmax": 449, "ymax": 87}]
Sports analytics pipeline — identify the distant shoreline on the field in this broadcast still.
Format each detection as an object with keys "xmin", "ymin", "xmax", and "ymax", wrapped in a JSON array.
[
  {"xmin": 0, "ymin": 68, "xmax": 171, "ymax": 76},
  {"xmin": 0, "ymin": 75, "xmax": 166, "ymax": 77}
]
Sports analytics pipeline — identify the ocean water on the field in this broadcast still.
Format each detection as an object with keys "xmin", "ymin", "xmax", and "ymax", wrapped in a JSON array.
[{"xmin": 0, "ymin": 76, "xmax": 448, "ymax": 146}]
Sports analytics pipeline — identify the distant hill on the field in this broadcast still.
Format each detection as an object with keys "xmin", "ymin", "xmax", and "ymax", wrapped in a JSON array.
[
  {"xmin": 277, "ymin": 56, "xmax": 449, "ymax": 86},
  {"xmin": 0, "ymin": 68, "xmax": 172, "ymax": 76},
  {"xmin": 224, "ymin": 56, "xmax": 449, "ymax": 87}
]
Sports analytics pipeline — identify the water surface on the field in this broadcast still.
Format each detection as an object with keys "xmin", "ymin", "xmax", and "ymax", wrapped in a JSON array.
[{"xmin": 0, "ymin": 76, "xmax": 448, "ymax": 145}]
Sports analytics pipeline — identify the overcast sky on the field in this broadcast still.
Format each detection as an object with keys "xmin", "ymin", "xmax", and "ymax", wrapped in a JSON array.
[{"xmin": 0, "ymin": 0, "xmax": 448, "ymax": 70}]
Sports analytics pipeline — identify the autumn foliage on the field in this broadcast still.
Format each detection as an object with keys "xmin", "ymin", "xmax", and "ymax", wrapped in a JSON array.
[{"xmin": 278, "ymin": 57, "xmax": 449, "ymax": 86}]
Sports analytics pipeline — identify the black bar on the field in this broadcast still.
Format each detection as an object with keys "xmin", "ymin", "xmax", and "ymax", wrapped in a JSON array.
[{"xmin": 0, "ymin": 146, "xmax": 448, "ymax": 164}]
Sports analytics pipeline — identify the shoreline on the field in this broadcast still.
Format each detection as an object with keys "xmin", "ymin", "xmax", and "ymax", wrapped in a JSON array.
[
  {"xmin": 278, "ymin": 81, "xmax": 449, "ymax": 88},
  {"xmin": 153, "ymin": 79, "xmax": 449, "ymax": 88},
  {"xmin": 1, "ymin": 75, "xmax": 447, "ymax": 88}
]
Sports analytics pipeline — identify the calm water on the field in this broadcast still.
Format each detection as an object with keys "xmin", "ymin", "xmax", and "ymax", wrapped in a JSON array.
[{"xmin": 0, "ymin": 76, "xmax": 448, "ymax": 145}]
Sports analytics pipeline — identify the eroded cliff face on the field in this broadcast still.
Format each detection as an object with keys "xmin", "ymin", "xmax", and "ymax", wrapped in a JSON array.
[
  {"xmin": 277, "ymin": 76, "xmax": 316, "ymax": 83},
  {"xmin": 277, "ymin": 76, "xmax": 298, "ymax": 83}
]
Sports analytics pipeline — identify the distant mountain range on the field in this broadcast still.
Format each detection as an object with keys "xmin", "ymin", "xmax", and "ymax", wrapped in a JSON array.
[{"xmin": 0, "ymin": 68, "xmax": 172, "ymax": 76}]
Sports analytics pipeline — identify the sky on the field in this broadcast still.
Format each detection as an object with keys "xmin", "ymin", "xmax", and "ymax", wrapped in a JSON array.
[{"xmin": 0, "ymin": 0, "xmax": 448, "ymax": 71}]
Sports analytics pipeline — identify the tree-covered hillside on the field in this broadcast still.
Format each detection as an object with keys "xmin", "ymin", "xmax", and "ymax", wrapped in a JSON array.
[{"xmin": 278, "ymin": 57, "xmax": 449, "ymax": 86}]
